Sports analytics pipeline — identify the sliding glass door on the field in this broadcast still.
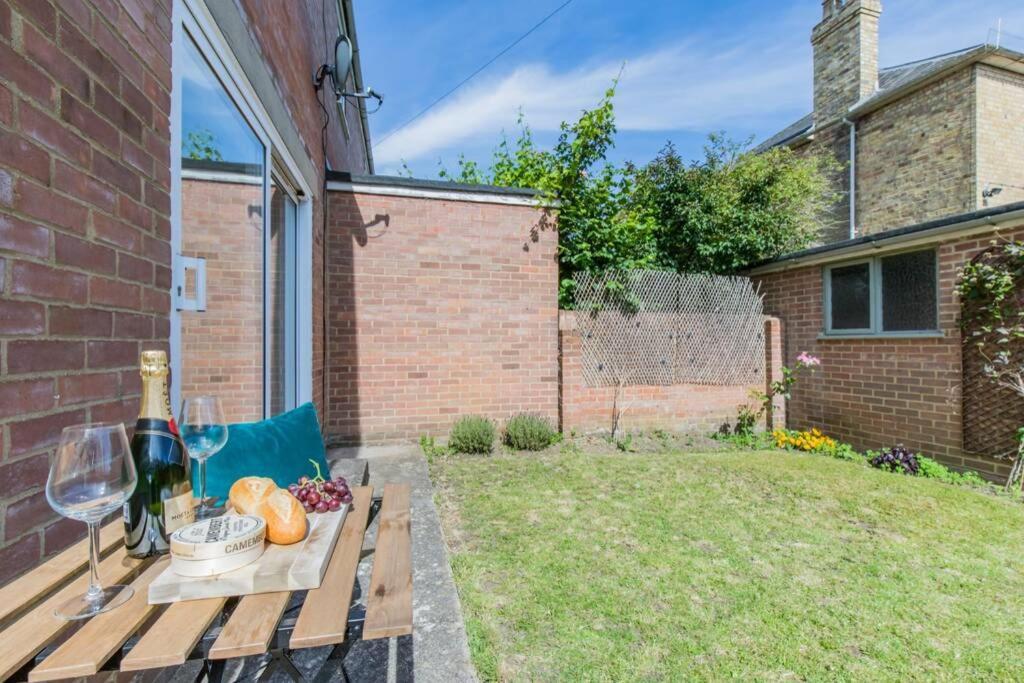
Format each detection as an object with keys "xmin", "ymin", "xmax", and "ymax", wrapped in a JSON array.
[{"xmin": 173, "ymin": 27, "xmax": 301, "ymax": 421}]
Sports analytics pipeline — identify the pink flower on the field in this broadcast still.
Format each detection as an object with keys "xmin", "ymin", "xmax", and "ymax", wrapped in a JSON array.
[{"xmin": 796, "ymin": 352, "xmax": 821, "ymax": 367}]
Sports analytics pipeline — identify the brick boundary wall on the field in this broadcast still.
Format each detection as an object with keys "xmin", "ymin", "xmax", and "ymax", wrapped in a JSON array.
[
  {"xmin": 754, "ymin": 223, "xmax": 1024, "ymax": 481},
  {"xmin": 559, "ymin": 312, "xmax": 784, "ymax": 435},
  {"xmin": 325, "ymin": 189, "xmax": 560, "ymax": 443}
]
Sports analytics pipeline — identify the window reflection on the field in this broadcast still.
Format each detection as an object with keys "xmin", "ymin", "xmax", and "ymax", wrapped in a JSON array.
[{"xmin": 179, "ymin": 34, "xmax": 266, "ymax": 422}]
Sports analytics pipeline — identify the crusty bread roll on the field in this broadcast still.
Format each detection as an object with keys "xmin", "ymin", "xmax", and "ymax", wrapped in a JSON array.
[
  {"xmin": 258, "ymin": 489, "xmax": 307, "ymax": 545},
  {"xmin": 228, "ymin": 477, "xmax": 277, "ymax": 515}
]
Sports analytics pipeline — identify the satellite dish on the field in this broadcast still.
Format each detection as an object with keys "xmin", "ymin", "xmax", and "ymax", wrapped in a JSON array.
[
  {"xmin": 313, "ymin": 35, "xmax": 383, "ymax": 115},
  {"xmin": 331, "ymin": 35, "xmax": 353, "ymax": 97}
]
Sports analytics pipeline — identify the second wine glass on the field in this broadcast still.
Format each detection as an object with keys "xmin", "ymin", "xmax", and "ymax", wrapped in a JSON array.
[{"xmin": 179, "ymin": 396, "xmax": 228, "ymax": 520}]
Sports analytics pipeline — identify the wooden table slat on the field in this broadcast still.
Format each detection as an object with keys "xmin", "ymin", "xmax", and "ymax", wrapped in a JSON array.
[
  {"xmin": 363, "ymin": 484, "xmax": 413, "ymax": 640},
  {"xmin": 27, "ymin": 558, "xmax": 169, "ymax": 682},
  {"xmin": 120, "ymin": 596, "xmax": 227, "ymax": 671},
  {"xmin": 0, "ymin": 520, "xmax": 124, "ymax": 625},
  {"xmin": 208, "ymin": 591, "xmax": 291, "ymax": 660},
  {"xmin": 290, "ymin": 486, "xmax": 374, "ymax": 649},
  {"xmin": 0, "ymin": 547, "xmax": 149, "ymax": 681}
]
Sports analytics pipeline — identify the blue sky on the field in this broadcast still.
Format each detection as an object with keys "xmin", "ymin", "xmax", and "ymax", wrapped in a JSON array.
[{"xmin": 355, "ymin": 0, "xmax": 1024, "ymax": 177}]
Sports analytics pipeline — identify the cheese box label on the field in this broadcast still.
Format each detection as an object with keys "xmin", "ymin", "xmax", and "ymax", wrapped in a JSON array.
[{"xmin": 170, "ymin": 514, "xmax": 267, "ymax": 561}]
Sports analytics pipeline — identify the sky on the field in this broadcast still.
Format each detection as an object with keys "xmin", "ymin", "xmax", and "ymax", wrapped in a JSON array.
[{"xmin": 354, "ymin": 0, "xmax": 1024, "ymax": 178}]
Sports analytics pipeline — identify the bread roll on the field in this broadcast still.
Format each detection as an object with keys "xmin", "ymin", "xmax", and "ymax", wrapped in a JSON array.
[
  {"xmin": 228, "ymin": 477, "xmax": 277, "ymax": 515},
  {"xmin": 258, "ymin": 489, "xmax": 307, "ymax": 545}
]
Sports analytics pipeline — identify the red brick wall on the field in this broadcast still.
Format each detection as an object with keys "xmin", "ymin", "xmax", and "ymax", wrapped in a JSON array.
[
  {"xmin": 0, "ymin": 0, "xmax": 172, "ymax": 582},
  {"xmin": 755, "ymin": 223, "xmax": 1024, "ymax": 480},
  {"xmin": 325, "ymin": 190, "xmax": 559, "ymax": 443},
  {"xmin": 559, "ymin": 313, "xmax": 784, "ymax": 434}
]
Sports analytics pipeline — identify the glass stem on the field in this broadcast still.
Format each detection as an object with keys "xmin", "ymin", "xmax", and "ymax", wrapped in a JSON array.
[
  {"xmin": 197, "ymin": 457, "xmax": 207, "ymax": 512},
  {"xmin": 85, "ymin": 520, "xmax": 102, "ymax": 603}
]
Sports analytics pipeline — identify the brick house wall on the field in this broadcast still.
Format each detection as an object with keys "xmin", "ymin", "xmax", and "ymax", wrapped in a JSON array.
[
  {"xmin": 856, "ymin": 68, "xmax": 977, "ymax": 235},
  {"xmin": 0, "ymin": 0, "xmax": 371, "ymax": 582},
  {"xmin": 559, "ymin": 313, "xmax": 784, "ymax": 435},
  {"xmin": 232, "ymin": 0, "xmax": 372, "ymax": 417},
  {"xmin": 754, "ymin": 222, "xmax": 1024, "ymax": 480},
  {"xmin": 325, "ymin": 188, "xmax": 559, "ymax": 443},
  {"xmin": 0, "ymin": 0, "xmax": 173, "ymax": 583},
  {"xmin": 976, "ymin": 64, "xmax": 1024, "ymax": 207}
]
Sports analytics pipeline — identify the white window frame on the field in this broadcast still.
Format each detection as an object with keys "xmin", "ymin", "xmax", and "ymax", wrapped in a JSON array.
[
  {"xmin": 822, "ymin": 248, "xmax": 941, "ymax": 338},
  {"xmin": 171, "ymin": 0, "xmax": 314, "ymax": 417}
]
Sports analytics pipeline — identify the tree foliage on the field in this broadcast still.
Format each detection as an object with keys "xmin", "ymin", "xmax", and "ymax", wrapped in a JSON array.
[
  {"xmin": 632, "ymin": 136, "xmax": 839, "ymax": 274},
  {"xmin": 437, "ymin": 87, "xmax": 837, "ymax": 305},
  {"xmin": 439, "ymin": 86, "xmax": 657, "ymax": 306},
  {"xmin": 956, "ymin": 240, "xmax": 1024, "ymax": 489},
  {"xmin": 182, "ymin": 129, "xmax": 223, "ymax": 161}
]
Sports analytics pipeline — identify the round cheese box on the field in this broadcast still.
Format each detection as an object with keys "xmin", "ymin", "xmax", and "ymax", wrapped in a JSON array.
[{"xmin": 169, "ymin": 514, "xmax": 266, "ymax": 577}]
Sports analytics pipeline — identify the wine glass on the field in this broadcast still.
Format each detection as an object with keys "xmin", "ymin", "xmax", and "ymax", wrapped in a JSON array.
[
  {"xmin": 180, "ymin": 396, "xmax": 228, "ymax": 520},
  {"xmin": 46, "ymin": 423, "xmax": 138, "ymax": 620}
]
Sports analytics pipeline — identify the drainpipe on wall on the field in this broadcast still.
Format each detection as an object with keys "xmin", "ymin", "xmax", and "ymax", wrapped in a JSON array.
[{"xmin": 843, "ymin": 117, "xmax": 857, "ymax": 239}]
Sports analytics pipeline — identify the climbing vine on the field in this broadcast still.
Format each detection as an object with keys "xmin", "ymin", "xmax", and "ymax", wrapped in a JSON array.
[{"xmin": 956, "ymin": 239, "xmax": 1024, "ymax": 489}]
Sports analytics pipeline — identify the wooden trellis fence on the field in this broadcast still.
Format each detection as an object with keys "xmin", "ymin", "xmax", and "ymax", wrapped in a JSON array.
[{"xmin": 573, "ymin": 270, "xmax": 766, "ymax": 387}]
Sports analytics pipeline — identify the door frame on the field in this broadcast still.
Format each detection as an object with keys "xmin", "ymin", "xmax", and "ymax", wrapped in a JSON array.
[{"xmin": 170, "ymin": 0, "xmax": 314, "ymax": 418}]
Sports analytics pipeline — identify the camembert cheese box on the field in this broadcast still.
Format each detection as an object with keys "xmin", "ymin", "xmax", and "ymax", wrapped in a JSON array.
[{"xmin": 169, "ymin": 514, "xmax": 266, "ymax": 577}]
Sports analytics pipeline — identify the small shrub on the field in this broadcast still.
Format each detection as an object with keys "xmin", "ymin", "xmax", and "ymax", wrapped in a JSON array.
[
  {"xmin": 419, "ymin": 435, "xmax": 450, "ymax": 462},
  {"xmin": 448, "ymin": 416, "xmax": 496, "ymax": 454},
  {"xmin": 503, "ymin": 413, "xmax": 558, "ymax": 451},
  {"xmin": 614, "ymin": 433, "xmax": 635, "ymax": 452},
  {"xmin": 917, "ymin": 456, "xmax": 987, "ymax": 487},
  {"xmin": 869, "ymin": 445, "xmax": 919, "ymax": 475},
  {"xmin": 733, "ymin": 406, "xmax": 759, "ymax": 437}
]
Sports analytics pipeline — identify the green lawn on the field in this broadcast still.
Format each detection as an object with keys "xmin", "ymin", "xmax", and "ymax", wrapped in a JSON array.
[{"xmin": 430, "ymin": 449, "xmax": 1024, "ymax": 681}]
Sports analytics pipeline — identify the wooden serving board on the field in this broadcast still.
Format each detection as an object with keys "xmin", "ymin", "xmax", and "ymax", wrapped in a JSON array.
[{"xmin": 148, "ymin": 507, "xmax": 348, "ymax": 604}]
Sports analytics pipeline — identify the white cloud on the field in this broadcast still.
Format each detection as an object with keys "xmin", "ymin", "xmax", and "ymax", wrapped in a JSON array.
[
  {"xmin": 374, "ymin": 29, "xmax": 809, "ymax": 166},
  {"xmin": 373, "ymin": 0, "xmax": 1024, "ymax": 168}
]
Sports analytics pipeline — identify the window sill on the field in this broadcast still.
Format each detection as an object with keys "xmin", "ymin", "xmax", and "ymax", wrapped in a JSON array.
[{"xmin": 817, "ymin": 332, "xmax": 946, "ymax": 341}]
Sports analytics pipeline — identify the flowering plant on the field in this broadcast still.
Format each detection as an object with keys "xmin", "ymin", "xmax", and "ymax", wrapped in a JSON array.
[
  {"xmin": 733, "ymin": 352, "xmax": 820, "ymax": 435},
  {"xmin": 773, "ymin": 428, "xmax": 836, "ymax": 452}
]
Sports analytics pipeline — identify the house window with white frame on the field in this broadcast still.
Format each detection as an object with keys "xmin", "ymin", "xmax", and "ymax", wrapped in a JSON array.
[{"xmin": 823, "ymin": 248, "xmax": 939, "ymax": 336}]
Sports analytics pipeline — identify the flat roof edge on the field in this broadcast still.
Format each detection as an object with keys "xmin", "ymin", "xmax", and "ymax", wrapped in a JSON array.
[
  {"xmin": 326, "ymin": 171, "xmax": 543, "ymax": 198},
  {"xmin": 747, "ymin": 201, "xmax": 1024, "ymax": 273}
]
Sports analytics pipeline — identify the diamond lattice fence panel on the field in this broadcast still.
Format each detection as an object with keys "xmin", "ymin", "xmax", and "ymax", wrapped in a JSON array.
[
  {"xmin": 573, "ymin": 271, "xmax": 765, "ymax": 387},
  {"xmin": 961, "ymin": 246, "xmax": 1024, "ymax": 459}
]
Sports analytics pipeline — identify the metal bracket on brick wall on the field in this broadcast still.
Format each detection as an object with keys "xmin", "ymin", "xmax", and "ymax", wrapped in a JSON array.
[
  {"xmin": 573, "ymin": 270, "xmax": 766, "ymax": 387},
  {"xmin": 175, "ymin": 255, "xmax": 207, "ymax": 312}
]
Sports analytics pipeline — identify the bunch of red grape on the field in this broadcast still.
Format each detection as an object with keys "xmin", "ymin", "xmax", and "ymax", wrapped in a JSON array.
[{"xmin": 287, "ymin": 475, "xmax": 352, "ymax": 514}]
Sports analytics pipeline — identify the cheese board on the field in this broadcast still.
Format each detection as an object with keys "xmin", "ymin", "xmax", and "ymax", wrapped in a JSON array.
[{"xmin": 147, "ymin": 505, "xmax": 348, "ymax": 604}]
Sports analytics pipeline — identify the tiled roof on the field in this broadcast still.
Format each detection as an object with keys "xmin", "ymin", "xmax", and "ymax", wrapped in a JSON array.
[{"xmin": 754, "ymin": 44, "xmax": 1000, "ymax": 152}]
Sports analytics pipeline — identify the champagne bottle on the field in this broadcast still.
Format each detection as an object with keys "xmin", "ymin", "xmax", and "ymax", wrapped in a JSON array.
[{"xmin": 124, "ymin": 350, "xmax": 194, "ymax": 557}]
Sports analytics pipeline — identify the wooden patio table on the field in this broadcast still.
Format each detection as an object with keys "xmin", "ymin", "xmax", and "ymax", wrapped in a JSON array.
[{"xmin": 0, "ymin": 483, "xmax": 413, "ymax": 683}]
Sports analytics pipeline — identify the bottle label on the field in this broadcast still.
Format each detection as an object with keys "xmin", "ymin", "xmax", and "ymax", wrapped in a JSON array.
[{"xmin": 164, "ymin": 490, "xmax": 196, "ymax": 533}]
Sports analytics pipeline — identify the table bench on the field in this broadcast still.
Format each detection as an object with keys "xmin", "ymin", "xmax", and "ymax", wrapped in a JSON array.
[{"xmin": 0, "ymin": 483, "xmax": 412, "ymax": 683}]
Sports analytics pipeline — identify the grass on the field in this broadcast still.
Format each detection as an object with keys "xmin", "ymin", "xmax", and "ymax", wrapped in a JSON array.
[{"xmin": 430, "ymin": 449, "xmax": 1024, "ymax": 681}]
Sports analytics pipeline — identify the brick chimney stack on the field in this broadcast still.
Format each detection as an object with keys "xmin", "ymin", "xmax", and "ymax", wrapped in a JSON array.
[{"xmin": 812, "ymin": 0, "xmax": 882, "ymax": 125}]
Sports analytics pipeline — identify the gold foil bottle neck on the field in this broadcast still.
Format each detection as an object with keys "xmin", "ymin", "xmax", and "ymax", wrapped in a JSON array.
[{"xmin": 140, "ymin": 350, "xmax": 169, "ymax": 378}]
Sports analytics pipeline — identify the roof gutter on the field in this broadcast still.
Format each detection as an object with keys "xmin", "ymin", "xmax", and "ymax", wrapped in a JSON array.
[
  {"xmin": 339, "ymin": 0, "xmax": 374, "ymax": 174},
  {"xmin": 747, "ymin": 203, "xmax": 1024, "ymax": 276}
]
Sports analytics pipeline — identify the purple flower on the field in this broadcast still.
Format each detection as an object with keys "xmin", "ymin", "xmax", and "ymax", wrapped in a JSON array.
[{"xmin": 796, "ymin": 352, "xmax": 821, "ymax": 367}]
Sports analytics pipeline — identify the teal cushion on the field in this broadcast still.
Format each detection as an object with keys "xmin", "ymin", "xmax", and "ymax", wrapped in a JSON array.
[{"xmin": 193, "ymin": 402, "xmax": 331, "ymax": 506}]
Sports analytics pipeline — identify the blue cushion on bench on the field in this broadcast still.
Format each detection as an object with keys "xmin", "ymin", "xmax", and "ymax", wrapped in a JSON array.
[{"xmin": 193, "ymin": 402, "xmax": 331, "ymax": 506}]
